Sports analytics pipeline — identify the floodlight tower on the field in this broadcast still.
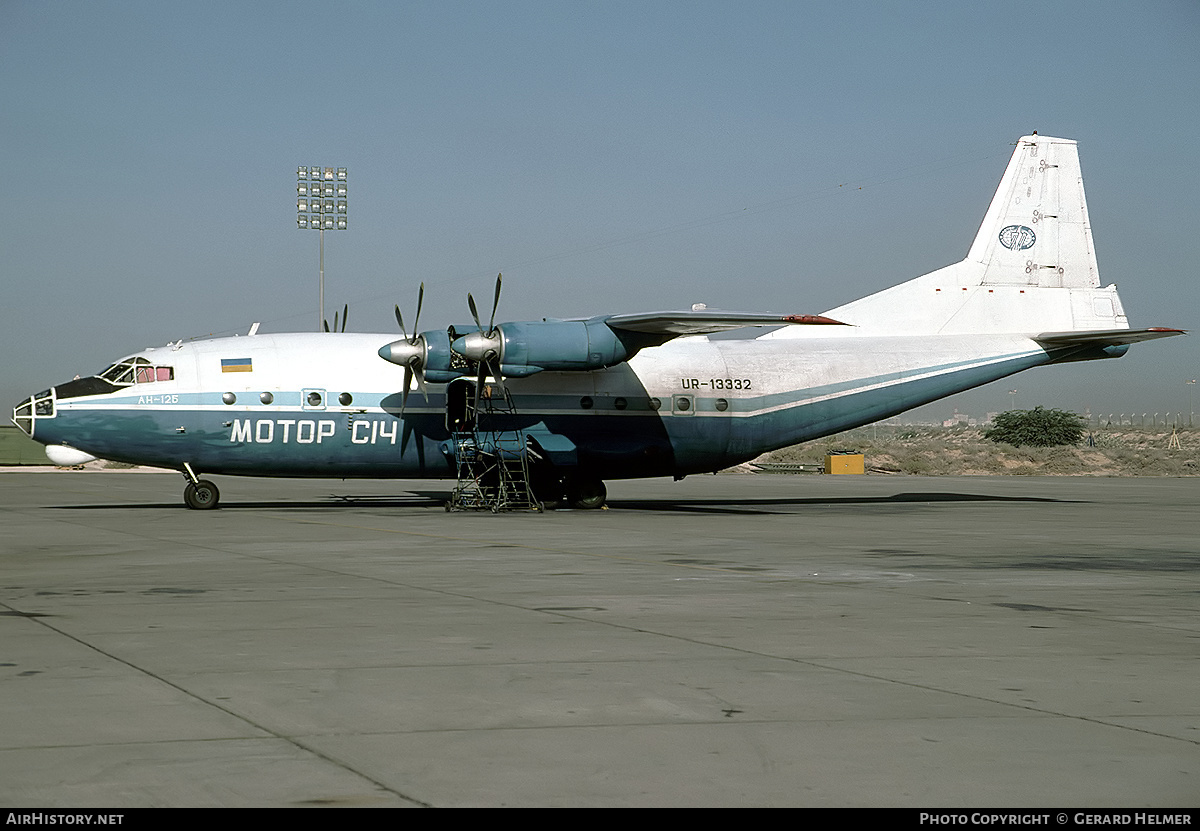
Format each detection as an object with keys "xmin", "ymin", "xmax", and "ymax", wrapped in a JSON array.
[{"xmin": 296, "ymin": 166, "xmax": 348, "ymax": 331}]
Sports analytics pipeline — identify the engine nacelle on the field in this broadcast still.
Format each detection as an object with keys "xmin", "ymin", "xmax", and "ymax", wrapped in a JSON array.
[
  {"xmin": 492, "ymin": 317, "xmax": 644, "ymax": 375},
  {"xmin": 416, "ymin": 328, "xmax": 465, "ymax": 382},
  {"xmin": 380, "ymin": 317, "xmax": 662, "ymax": 381}
]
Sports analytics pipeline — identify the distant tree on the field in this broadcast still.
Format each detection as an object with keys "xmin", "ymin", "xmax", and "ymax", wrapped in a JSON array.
[{"xmin": 984, "ymin": 406, "xmax": 1088, "ymax": 447}]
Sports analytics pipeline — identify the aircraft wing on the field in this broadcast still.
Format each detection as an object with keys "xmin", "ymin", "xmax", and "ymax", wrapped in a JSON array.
[
  {"xmin": 605, "ymin": 310, "xmax": 847, "ymax": 336},
  {"xmin": 1034, "ymin": 327, "xmax": 1186, "ymax": 347}
]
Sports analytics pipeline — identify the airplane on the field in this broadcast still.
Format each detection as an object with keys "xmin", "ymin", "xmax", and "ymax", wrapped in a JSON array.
[{"xmin": 11, "ymin": 134, "xmax": 1184, "ymax": 510}]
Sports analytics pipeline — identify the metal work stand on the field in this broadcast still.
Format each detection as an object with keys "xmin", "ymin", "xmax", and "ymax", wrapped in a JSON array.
[{"xmin": 446, "ymin": 384, "xmax": 542, "ymax": 513}]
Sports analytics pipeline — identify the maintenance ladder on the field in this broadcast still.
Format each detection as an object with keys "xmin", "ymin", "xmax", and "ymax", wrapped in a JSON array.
[{"xmin": 446, "ymin": 383, "xmax": 542, "ymax": 513}]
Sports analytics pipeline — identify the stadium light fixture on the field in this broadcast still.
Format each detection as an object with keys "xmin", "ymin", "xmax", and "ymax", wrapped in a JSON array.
[{"xmin": 297, "ymin": 166, "xmax": 348, "ymax": 330}]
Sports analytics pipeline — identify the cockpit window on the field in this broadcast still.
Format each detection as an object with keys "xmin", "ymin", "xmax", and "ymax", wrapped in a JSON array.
[
  {"xmin": 100, "ymin": 362, "xmax": 135, "ymax": 384},
  {"xmin": 99, "ymin": 357, "xmax": 174, "ymax": 386},
  {"xmin": 135, "ymin": 366, "xmax": 174, "ymax": 383}
]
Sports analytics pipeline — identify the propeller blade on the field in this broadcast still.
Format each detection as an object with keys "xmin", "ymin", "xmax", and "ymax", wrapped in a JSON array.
[
  {"xmin": 473, "ymin": 362, "xmax": 486, "ymax": 420},
  {"xmin": 412, "ymin": 283, "xmax": 424, "ymax": 336},
  {"xmin": 401, "ymin": 366, "xmax": 412, "ymax": 414},
  {"xmin": 333, "ymin": 310, "xmax": 339, "ymax": 334},
  {"xmin": 322, "ymin": 318, "xmax": 330, "ymax": 333},
  {"xmin": 489, "ymin": 273, "xmax": 502, "ymax": 333},
  {"xmin": 340, "ymin": 304, "xmax": 348, "ymax": 333},
  {"xmin": 467, "ymin": 292, "xmax": 483, "ymax": 333},
  {"xmin": 394, "ymin": 303, "xmax": 407, "ymax": 335},
  {"xmin": 412, "ymin": 357, "xmax": 429, "ymax": 402},
  {"xmin": 485, "ymin": 355, "xmax": 506, "ymax": 398}
]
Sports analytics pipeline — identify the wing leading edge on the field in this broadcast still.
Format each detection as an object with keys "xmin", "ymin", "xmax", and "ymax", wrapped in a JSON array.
[{"xmin": 605, "ymin": 310, "xmax": 847, "ymax": 336}]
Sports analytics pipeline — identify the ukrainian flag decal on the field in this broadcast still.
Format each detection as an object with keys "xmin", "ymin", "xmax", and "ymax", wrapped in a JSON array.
[{"xmin": 221, "ymin": 358, "xmax": 253, "ymax": 373}]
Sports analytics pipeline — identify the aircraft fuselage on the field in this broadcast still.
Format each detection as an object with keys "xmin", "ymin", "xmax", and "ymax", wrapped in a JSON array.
[{"xmin": 20, "ymin": 329, "xmax": 1072, "ymax": 482}]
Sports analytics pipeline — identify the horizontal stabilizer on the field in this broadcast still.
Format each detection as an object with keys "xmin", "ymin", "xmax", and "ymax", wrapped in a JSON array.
[
  {"xmin": 1034, "ymin": 327, "xmax": 1185, "ymax": 347},
  {"xmin": 607, "ymin": 310, "xmax": 846, "ymax": 336}
]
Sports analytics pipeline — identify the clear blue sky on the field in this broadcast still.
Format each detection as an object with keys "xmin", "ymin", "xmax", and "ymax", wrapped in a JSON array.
[{"xmin": 3, "ymin": 1, "xmax": 1198, "ymax": 421}]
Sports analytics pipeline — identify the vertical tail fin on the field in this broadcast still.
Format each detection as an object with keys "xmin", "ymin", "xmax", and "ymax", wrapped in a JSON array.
[
  {"xmin": 807, "ymin": 135, "xmax": 1128, "ymax": 336},
  {"xmin": 967, "ymin": 135, "xmax": 1100, "ymax": 289}
]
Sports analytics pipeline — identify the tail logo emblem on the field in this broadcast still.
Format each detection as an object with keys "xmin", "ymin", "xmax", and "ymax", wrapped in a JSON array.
[{"xmin": 999, "ymin": 225, "xmax": 1037, "ymax": 251}]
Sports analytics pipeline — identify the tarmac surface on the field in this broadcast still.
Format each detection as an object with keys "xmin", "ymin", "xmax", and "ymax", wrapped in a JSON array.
[{"xmin": 1, "ymin": 470, "xmax": 1197, "ymax": 807}]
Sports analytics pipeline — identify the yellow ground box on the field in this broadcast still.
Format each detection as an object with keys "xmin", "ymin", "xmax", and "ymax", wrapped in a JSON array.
[{"xmin": 824, "ymin": 453, "xmax": 865, "ymax": 475}]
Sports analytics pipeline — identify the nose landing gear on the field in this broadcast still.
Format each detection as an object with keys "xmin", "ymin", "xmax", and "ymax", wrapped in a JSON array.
[
  {"xmin": 184, "ymin": 480, "xmax": 220, "ymax": 510},
  {"xmin": 181, "ymin": 463, "xmax": 220, "ymax": 510}
]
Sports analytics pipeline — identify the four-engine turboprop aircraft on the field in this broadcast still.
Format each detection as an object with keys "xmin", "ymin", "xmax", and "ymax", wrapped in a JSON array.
[{"xmin": 12, "ymin": 135, "xmax": 1183, "ymax": 509}]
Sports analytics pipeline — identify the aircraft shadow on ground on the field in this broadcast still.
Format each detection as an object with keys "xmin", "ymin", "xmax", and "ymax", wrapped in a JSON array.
[
  {"xmin": 606, "ymin": 492, "xmax": 1084, "ymax": 515},
  {"xmin": 52, "ymin": 492, "xmax": 450, "ymax": 510},
  {"xmin": 50, "ymin": 491, "xmax": 1083, "ymax": 514}
]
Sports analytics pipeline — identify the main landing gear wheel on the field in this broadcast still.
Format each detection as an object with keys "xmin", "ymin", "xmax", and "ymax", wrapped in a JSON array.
[
  {"xmin": 566, "ymin": 478, "xmax": 607, "ymax": 510},
  {"xmin": 184, "ymin": 479, "xmax": 220, "ymax": 510}
]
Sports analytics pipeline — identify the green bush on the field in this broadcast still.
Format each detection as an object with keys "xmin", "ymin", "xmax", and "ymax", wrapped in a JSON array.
[{"xmin": 984, "ymin": 406, "xmax": 1087, "ymax": 447}]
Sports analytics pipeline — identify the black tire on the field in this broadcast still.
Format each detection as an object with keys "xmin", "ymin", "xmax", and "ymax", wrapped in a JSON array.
[
  {"xmin": 184, "ymin": 479, "xmax": 220, "ymax": 510},
  {"xmin": 566, "ymin": 478, "xmax": 606, "ymax": 510}
]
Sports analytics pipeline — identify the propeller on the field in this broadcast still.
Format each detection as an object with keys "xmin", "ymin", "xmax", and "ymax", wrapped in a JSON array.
[
  {"xmin": 459, "ymin": 274, "xmax": 504, "ymax": 369},
  {"xmin": 390, "ymin": 283, "xmax": 427, "ymax": 411},
  {"xmin": 323, "ymin": 303, "xmax": 349, "ymax": 333},
  {"xmin": 458, "ymin": 274, "xmax": 506, "ymax": 415}
]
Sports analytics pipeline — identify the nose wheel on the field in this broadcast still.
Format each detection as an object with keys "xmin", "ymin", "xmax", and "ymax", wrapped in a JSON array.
[
  {"xmin": 184, "ymin": 479, "xmax": 220, "ymax": 509},
  {"xmin": 181, "ymin": 464, "xmax": 220, "ymax": 510}
]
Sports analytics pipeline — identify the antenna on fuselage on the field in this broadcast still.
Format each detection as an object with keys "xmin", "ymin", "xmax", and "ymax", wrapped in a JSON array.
[{"xmin": 322, "ymin": 303, "xmax": 349, "ymax": 333}]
